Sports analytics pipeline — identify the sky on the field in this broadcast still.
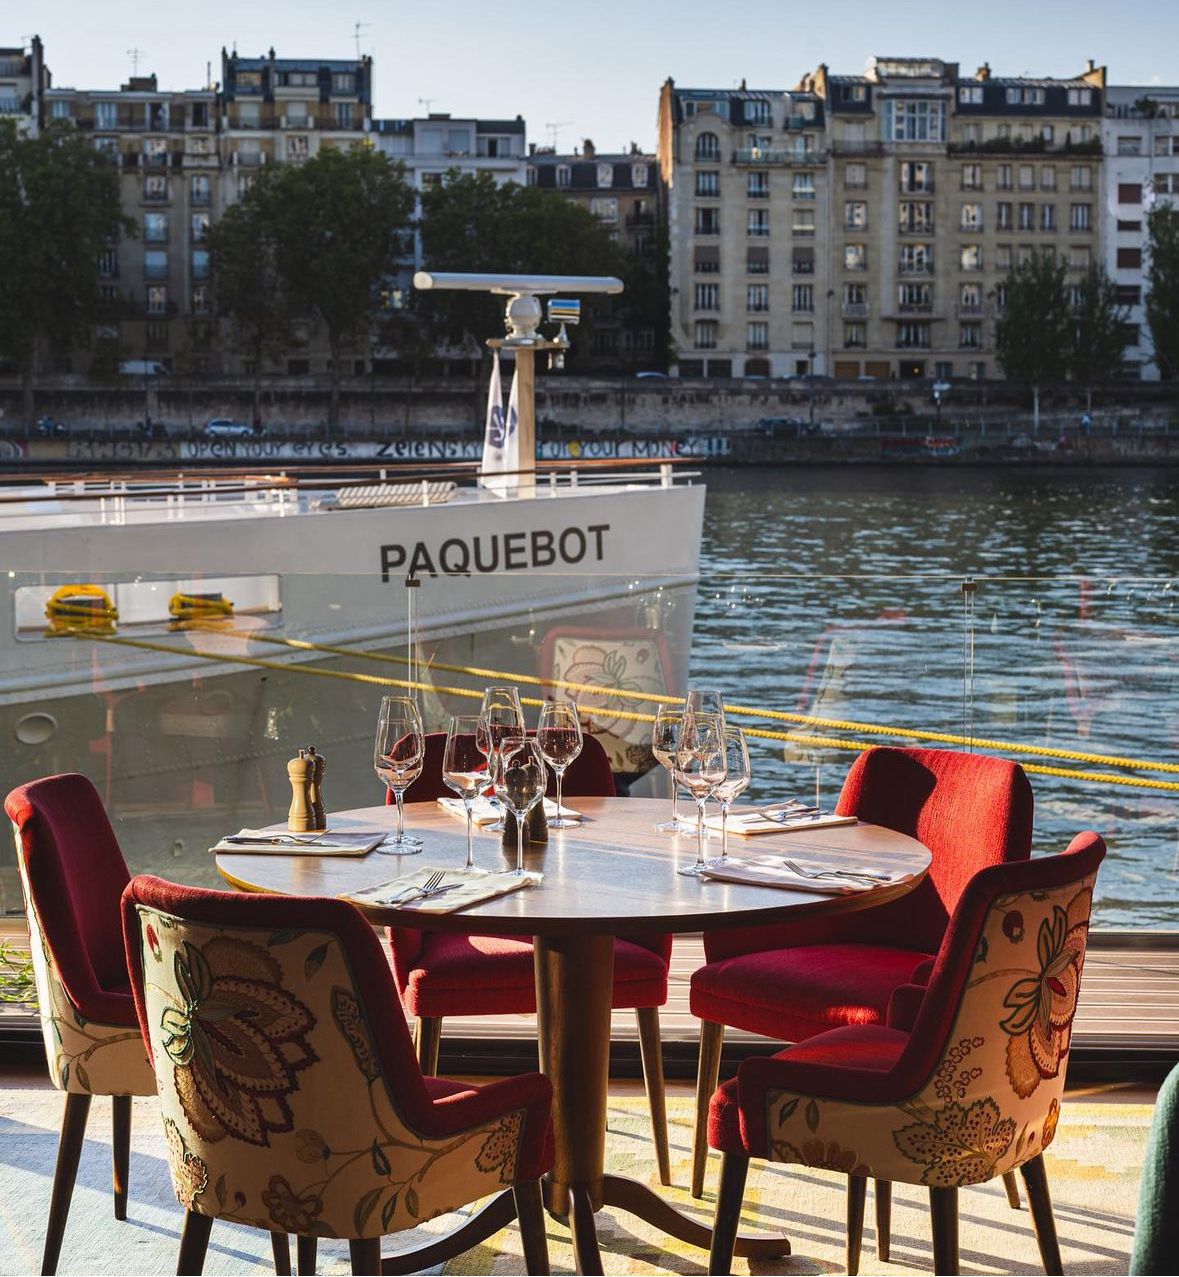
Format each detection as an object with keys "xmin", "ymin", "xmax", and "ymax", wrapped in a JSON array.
[{"xmin": 20, "ymin": 0, "xmax": 1179, "ymax": 154}]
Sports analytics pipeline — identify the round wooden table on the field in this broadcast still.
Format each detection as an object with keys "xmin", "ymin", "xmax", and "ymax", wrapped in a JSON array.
[{"xmin": 218, "ymin": 797, "xmax": 931, "ymax": 1276}]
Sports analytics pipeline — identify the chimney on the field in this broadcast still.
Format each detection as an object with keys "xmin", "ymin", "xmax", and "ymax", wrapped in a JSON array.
[
  {"xmin": 976, "ymin": 62, "xmax": 991, "ymax": 81},
  {"xmin": 1086, "ymin": 58, "xmax": 1095, "ymax": 72},
  {"xmin": 529, "ymin": 141, "xmax": 536, "ymax": 155},
  {"xmin": 583, "ymin": 137, "xmax": 595, "ymax": 159}
]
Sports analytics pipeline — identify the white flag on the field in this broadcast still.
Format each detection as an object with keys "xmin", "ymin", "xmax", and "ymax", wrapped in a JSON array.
[
  {"xmin": 504, "ymin": 366, "xmax": 520, "ymax": 478},
  {"xmin": 480, "ymin": 351, "xmax": 505, "ymax": 479}
]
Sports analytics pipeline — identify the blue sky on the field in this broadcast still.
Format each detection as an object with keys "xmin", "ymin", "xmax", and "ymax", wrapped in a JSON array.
[{"xmin": 23, "ymin": 0, "xmax": 1179, "ymax": 153}]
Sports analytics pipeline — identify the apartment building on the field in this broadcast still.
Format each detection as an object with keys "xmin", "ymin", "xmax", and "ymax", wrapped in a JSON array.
[
  {"xmin": 1102, "ymin": 85, "xmax": 1179, "ymax": 380},
  {"xmin": 658, "ymin": 58, "xmax": 1106, "ymax": 381},
  {"xmin": 0, "ymin": 36, "xmax": 47, "ymax": 136}
]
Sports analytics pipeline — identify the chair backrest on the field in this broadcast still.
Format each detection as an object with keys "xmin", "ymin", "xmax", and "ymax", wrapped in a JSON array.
[
  {"xmin": 122, "ymin": 875, "xmax": 543, "ymax": 1238},
  {"xmin": 1131, "ymin": 1061, "xmax": 1179, "ymax": 1275},
  {"xmin": 706, "ymin": 746, "xmax": 1033, "ymax": 962}
]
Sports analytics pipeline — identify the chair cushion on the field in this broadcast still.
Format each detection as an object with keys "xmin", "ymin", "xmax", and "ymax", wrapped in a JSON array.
[
  {"xmin": 398, "ymin": 934, "xmax": 669, "ymax": 1018},
  {"xmin": 690, "ymin": 943, "xmax": 931, "ymax": 1043}
]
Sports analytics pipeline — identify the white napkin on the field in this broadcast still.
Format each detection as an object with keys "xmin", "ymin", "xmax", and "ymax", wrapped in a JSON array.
[
  {"xmin": 438, "ymin": 796, "xmax": 581, "ymax": 826},
  {"xmin": 344, "ymin": 866, "xmax": 542, "ymax": 913},
  {"xmin": 711, "ymin": 810, "xmax": 858, "ymax": 836},
  {"xmin": 212, "ymin": 829, "xmax": 386, "ymax": 856},
  {"xmin": 701, "ymin": 855, "xmax": 913, "ymax": 894}
]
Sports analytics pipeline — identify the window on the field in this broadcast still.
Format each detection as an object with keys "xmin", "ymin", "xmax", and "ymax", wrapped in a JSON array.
[
  {"xmin": 1037, "ymin": 166, "xmax": 1056, "ymax": 192},
  {"xmin": 1068, "ymin": 284, "xmax": 1084, "ymax": 307},
  {"xmin": 1070, "ymin": 165, "xmax": 1092, "ymax": 191},
  {"xmin": 1040, "ymin": 204, "xmax": 1056, "ymax": 231},
  {"xmin": 1155, "ymin": 137, "xmax": 1179, "ymax": 158},
  {"xmin": 191, "ymin": 212, "xmax": 210, "ymax": 242},
  {"xmin": 695, "ymin": 245, "xmax": 720, "ymax": 273},
  {"xmin": 792, "ymin": 246, "xmax": 814, "ymax": 274},
  {"xmin": 1118, "ymin": 183, "xmax": 1142, "ymax": 205},
  {"xmin": 51, "ymin": 99, "xmax": 71, "ymax": 119},
  {"xmin": 744, "ymin": 99, "xmax": 771, "ymax": 125},
  {"xmin": 147, "ymin": 285, "xmax": 168, "ymax": 314},
  {"xmin": 695, "ymin": 283, "xmax": 719, "ymax": 310},
  {"xmin": 897, "ymin": 322, "xmax": 931, "ymax": 348},
  {"xmin": 1019, "ymin": 202, "xmax": 1035, "ymax": 230},
  {"xmin": 748, "ymin": 209, "xmax": 770, "ymax": 237},
  {"xmin": 1005, "ymin": 86, "xmax": 1046, "ymax": 106},
  {"xmin": 98, "ymin": 248, "xmax": 117, "ymax": 277},
  {"xmin": 696, "ymin": 171, "xmax": 719, "ymax": 197},
  {"xmin": 1041, "ymin": 125, "xmax": 1055, "ymax": 144},
  {"xmin": 997, "ymin": 202, "xmax": 1013, "ymax": 230},
  {"xmin": 746, "ymin": 246, "xmax": 769, "ymax": 274},
  {"xmin": 1117, "ymin": 136, "xmax": 1142, "ymax": 156},
  {"xmin": 884, "ymin": 99, "xmax": 946, "ymax": 142},
  {"xmin": 1117, "ymin": 218, "xmax": 1142, "ymax": 232},
  {"xmin": 960, "ymin": 283, "xmax": 982, "ymax": 311},
  {"xmin": 746, "ymin": 321, "xmax": 769, "ymax": 350},
  {"xmin": 332, "ymin": 73, "xmax": 355, "ymax": 94},
  {"xmin": 143, "ymin": 137, "xmax": 168, "ymax": 166},
  {"xmin": 1018, "ymin": 165, "xmax": 1035, "ymax": 191},
  {"xmin": 1017, "ymin": 244, "xmax": 1034, "ymax": 266},
  {"xmin": 899, "ymin": 282, "xmax": 932, "ymax": 311},
  {"xmin": 1067, "ymin": 87, "xmax": 1092, "ymax": 107},
  {"xmin": 961, "ymin": 164, "xmax": 983, "ymax": 190},
  {"xmin": 844, "ymin": 243, "xmax": 867, "ymax": 271},
  {"xmin": 747, "ymin": 283, "xmax": 768, "ymax": 311},
  {"xmin": 1117, "ymin": 247, "xmax": 1143, "ymax": 269},
  {"xmin": 844, "ymin": 163, "xmax": 866, "ymax": 189},
  {"xmin": 792, "ymin": 172, "xmax": 815, "ymax": 200},
  {"xmin": 335, "ymin": 102, "xmax": 353, "ymax": 129},
  {"xmin": 959, "ymin": 85, "xmax": 983, "ymax": 105},
  {"xmin": 694, "ymin": 320, "xmax": 718, "ymax": 349},
  {"xmin": 144, "ymin": 174, "xmax": 168, "ymax": 202},
  {"xmin": 190, "ymin": 101, "xmax": 208, "ymax": 128},
  {"xmin": 844, "ymin": 322, "xmax": 866, "ymax": 348},
  {"xmin": 192, "ymin": 284, "xmax": 210, "ymax": 313},
  {"xmin": 556, "ymin": 165, "xmax": 571, "ymax": 188},
  {"xmin": 287, "ymin": 135, "xmax": 309, "ymax": 161},
  {"xmin": 844, "ymin": 201, "xmax": 867, "ymax": 229},
  {"xmin": 187, "ymin": 134, "xmax": 213, "ymax": 156},
  {"xmin": 695, "ymin": 207, "xmax": 720, "ymax": 235},
  {"xmin": 191, "ymin": 250, "xmax": 209, "ymax": 280},
  {"xmin": 589, "ymin": 197, "xmax": 618, "ymax": 222},
  {"xmin": 143, "ymin": 212, "xmax": 167, "ymax": 242},
  {"xmin": 420, "ymin": 172, "xmax": 444, "ymax": 191},
  {"xmin": 94, "ymin": 136, "xmax": 119, "ymax": 157},
  {"xmin": 962, "ymin": 122, "xmax": 982, "ymax": 144},
  {"xmin": 695, "ymin": 132, "xmax": 719, "ymax": 161},
  {"xmin": 1070, "ymin": 203, "xmax": 1092, "ymax": 230},
  {"xmin": 900, "ymin": 161, "xmax": 933, "ymax": 192},
  {"xmin": 790, "ymin": 208, "xmax": 813, "ymax": 236},
  {"xmin": 995, "ymin": 283, "xmax": 1008, "ymax": 308},
  {"xmin": 792, "ymin": 284, "xmax": 814, "ymax": 312},
  {"xmin": 1116, "ymin": 284, "xmax": 1141, "ymax": 305},
  {"xmin": 1069, "ymin": 244, "xmax": 1091, "ymax": 269},
  {"xmin": 899, "ymin": 201, "xmax": 934, "ymax": 233},
  {"xmin": 841, "ymin": 83, "xmax": 867, "ymax": 104},
  {"xmin": 1121, "ymin": 323, "xmax": 1141, "ymax": 347},
  {"xmin": 997, "ymin": 164, "xmax": 1013, "ymax": 191},
  {"xmin": 899, "ymin": 242, "xmax": 933, "ymax": 274},
  {"xmin": 238, "ymin": 173, "xmax": 255, "ymax": 197},
  {"xmin": 596, "ymin": 163, "xmax": 614, "ymax": 189},
  {"xmin": 844, "ymin": 283, "xmax": 867, "ymax": 304},
  {"xmin": 747, "ymin": 171, "xmax": 768, "ymax": 198},
  {"xmin": 791, "ymin": 321, "xmax": 814, "ymax": 350},
  {"xmin": 960, "ymin": 203, "xmax": 982, "ymax": 230},
  {"xmin": 997, "ymin": 244, "xmax": 1013, "ymax": 270},
  {"xmin": 631, "ymin": 163, "xmax": 649, "ymax": 187},
  {"xmin": 96, "ymin": 101, "xmax": 118, "ymax": 130},
  {"xmin": 959, "ymin": 322, "xmax": 982, "ymax": 348}
]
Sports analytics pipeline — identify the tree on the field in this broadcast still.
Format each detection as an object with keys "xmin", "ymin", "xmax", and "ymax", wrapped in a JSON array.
[
  {"xmin": 0, "ymin": 120, "xmax": 129, "ymax": 424},
  {"xmin": 1145, "ymin": 203, "xmax": 1179, "ymax": 382},
  {"xmin": 995, "ymin": 249, "xmax": 1071, "ymax": 432},
  {"xmin": 1069, "ymin": 264, "xmax": 1129, "ymax": 411}
]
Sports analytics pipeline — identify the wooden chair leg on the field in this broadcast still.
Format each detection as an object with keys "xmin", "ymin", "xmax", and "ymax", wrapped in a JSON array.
[
  {"xmin": 176, "ymin": 1209, "xmax": 213, "ymax": 1276},
  {"xmin": 415, "ymin": 1016, "xmax": 442, "ymax": 1076},
  {"xmin": 929, "ymin": 1186, "xmax": 959, "ymax": 1276},
  {"xmin": 270, "ymin": 1233, "xmax": 291, "ymax": 1275},
  {"xmin": 296, "ymin": 1235, "xmax": 317, "ymax": 1275},
  {"xmin": 708, "ymin": 1152, "xmax": 750, "ymax": 1276},
  {"xmin": 1003, "ymin": 1169, "xmax": 1022, "ymax": 1209},
  {"xmin": 42, "ymin": 1091, "xmax": 92, "ymax": 1276},
  {"xmin": 691, "ymin": 1019, "xmax": 725, "ymax": 1198},
  {"xmin": 635, "ymin": 1006, "xmax": 671, "ymax": 1186},
  {"xmin": 1019, "ymin": 1155, "xmax": 1063, "ymax": 1275},
  {"xmin": 513, "ymin": 1179, "xmax": 550, "ymax": 1275},
  {"xmin": 875, "ymin": 1179, "xmax": 892, "ymax": 1263},
  {"xmin": 348, "ymin": 1239, "xmax": 382, "ymax": 1275},
  {"xmin": 846, "ymin": 1173, "xmax": 867, "ymax": 1276},
  {"xmin": 111, "ymin": 1095, "xmax": 131, "ymax": 1221}
]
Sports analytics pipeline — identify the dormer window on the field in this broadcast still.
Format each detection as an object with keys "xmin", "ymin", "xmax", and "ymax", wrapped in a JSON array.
[
  {"xmin": 556, "ymin": 164, "xmax": 571, "ymax": 188},
  {"xmin": 597, "ymin": 162, "xmax": 613, "ymax": 188},
  {"xmin": 631, "ymin": 163, "xmax": 648, "ymax": 188}
]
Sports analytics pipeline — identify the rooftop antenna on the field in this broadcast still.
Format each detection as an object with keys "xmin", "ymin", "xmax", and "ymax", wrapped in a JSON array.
[
  {"xmin": 418, "ymin": 97, "xmax": 436, "ymax": 115},
  {"xmin": 126, "ymin": 47, "xmax": 145, "ymax": 77},
  {"xmin": 353, "ymin": 21, "xmax": 370, "ymax": 59},
  {"xmin": 545, "ymin": 120, "xmax": 572, "ymax": 149}
]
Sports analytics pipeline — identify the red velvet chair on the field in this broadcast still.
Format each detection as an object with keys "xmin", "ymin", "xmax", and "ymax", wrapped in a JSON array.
[
  {"xmin": 122, "ymin": 874, "xmax": 554, "ymax": 1276},
  {"xmin": 387, "ymin": 730, "xmax": 673, "ymax": 1184},
  {"xmin": 5, "ymin": 774, "xmax": 158, "ymax": 1276},
  {"xmin": 690, "ymin": 746, "xmax": 1034, "ymax": 1207},
  {"xmin": 707, "ymin": 831, "xmax": 1106, "ymax": 1277}
]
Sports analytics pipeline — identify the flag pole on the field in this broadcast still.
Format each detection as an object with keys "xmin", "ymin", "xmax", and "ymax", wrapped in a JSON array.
[{"xmin": 514, "ymin": 346, "xmax": 536, "ymax": 496}]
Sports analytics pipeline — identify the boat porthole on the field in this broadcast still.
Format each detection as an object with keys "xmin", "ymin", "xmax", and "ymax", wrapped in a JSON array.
[{"xmin": 15, "ymin": 712, "xmax": 58, "ymax": 747}]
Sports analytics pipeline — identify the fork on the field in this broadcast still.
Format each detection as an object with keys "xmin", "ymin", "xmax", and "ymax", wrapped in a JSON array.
[
  {"xmin": 384, "ymin": 870, "xmax": 446, "ymax": 904},
  {"xmin": 781, "ymin": 859, "xmax": 891, "ymax": 885},
  {"xmin": 760, "ymin": 805, "xmax": 821, "ymax": 822}
]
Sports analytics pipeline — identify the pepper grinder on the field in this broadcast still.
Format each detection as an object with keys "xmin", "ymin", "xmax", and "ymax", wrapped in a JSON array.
[
  {"xmin": 306, "ymin": 745, "xmax": 326, "ymax": 831},
  {"xmin": 287, "ymin": 750, "xmax": 313, "ymax": 833}
]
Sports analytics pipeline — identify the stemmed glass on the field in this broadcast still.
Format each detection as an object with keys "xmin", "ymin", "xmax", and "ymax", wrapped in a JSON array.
[
  {"xmin": 442, "ymin": 714, "xmax": 485, "ymax": 870},
  {"xmin": 477, "ymin": 686, "xmax": 525, "ymax": 833},
  {"xmin": 684, "ymin": 688, "xmax": 726, "ymax": 726},
  {"xmin": 711, "ymin": 727, "xmax": 751, "ymax": 865},
  {"xmin": 674, "ymin": 711, "xmax": 727, "ymax": 877},
  {"xmin": 373, "ymin": 695, "xmax": 425, "ymax": 853},
  {"xmin": 652, "ymin": 705, "xmax": 688, "ymax": 833},
  {"xmin": 536, "ymin": 700, "xmax": 582, "ymax": 828},
  {"xmin": 491, "ymin": 738, "xmax": 547, "ymax": 876}
]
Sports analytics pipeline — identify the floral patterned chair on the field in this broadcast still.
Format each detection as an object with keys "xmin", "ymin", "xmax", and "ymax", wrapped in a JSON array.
[
  {"xmin": 705, "ymin": 829, "xmax": 1105, "ymax": 1277},
  {"xmin": 121, "ymin": 874, "xmax": 555, "ymax": 1276},
  {"xmin": 5, "ymin": 774, "xmax": 159, "ymax": 1276}
]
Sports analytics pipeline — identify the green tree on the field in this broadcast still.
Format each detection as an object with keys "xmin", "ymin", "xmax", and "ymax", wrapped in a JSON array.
[
  {"xmin": 1145, "ymin": 204, "xmax": 1179, "ymax": 382},
  {"xmin": 1070, "ymin": 264, "xmax": 1129, "ymax": 411},
  {"xmin": 0, "ymin": 120, "xmax": 130, "ymax": 423},
  {"xmin": 269, "ymin": 146, "xmax": 414, "ymax": 428},
  {"xmin": 995, "ymin": 249, "xmax": 1071, "ymax": 431}
]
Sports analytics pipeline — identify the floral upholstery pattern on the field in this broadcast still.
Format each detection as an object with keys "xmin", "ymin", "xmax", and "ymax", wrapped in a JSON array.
[
  {"xmin": 758, "ymin": 873, "xmax": 1097, "ymax": 1189},
  {"xmin": 130, "ymin": 902, "xmax": 540, "ymax": 1238}
]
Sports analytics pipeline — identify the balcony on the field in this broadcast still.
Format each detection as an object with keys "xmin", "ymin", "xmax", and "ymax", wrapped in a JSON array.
[
  {"xmin": 957, "ymin": 303, "xmax": 984, "ymax": 316},
  {"xmin": 733, "ymin": 147, "xmax": 822, "ymax": 166},
  {"xmin": 842, "ymin": 302, "xmax": 869, "ymax": 318},
  {"xmin": 899, "ymin": 263, "xmax": 935, "ymax": 276},
  {"xmin": 898, "ymin": 301, "xmax": 933, "ymax": 313},
  {"xmin": 830, "ymin": 140, "xmax": 885, "ymax": 157}
]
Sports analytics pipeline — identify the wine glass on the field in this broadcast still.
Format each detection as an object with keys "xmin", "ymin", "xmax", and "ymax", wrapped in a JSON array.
[
  {"xmin": 491, "ymin": 738, "xmax": 547, "ymax": 876},
  {"xmin": 373, "ymin": 696, "xmax": 425, "ymax": 853},
  {"xmin": 477, "ymin": 686, "xmax": 525, "ymax": 833},
  {"xmin": 651, "ymin": 705, "xmax": 688, "ymax": 833},
  {"xmin": 711, "ymin": 727, "xmax": 751, "ymax": 865},
  {"xmin": 684, "ymin": 688, "xmax": 726, "ymax": 729},
  {"xmin": 442, "ymin": 714, "xmax": 485, "ymax": 870},
  {"xmin": 537, "ymin": 700, "xmax": 582, "ymax": 829},
  {"xmin": 674, "ymin": 711, "xmax": 727, "ymax": 877}
]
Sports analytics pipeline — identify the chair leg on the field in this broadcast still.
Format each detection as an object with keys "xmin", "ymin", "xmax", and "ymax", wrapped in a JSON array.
[
  {"xmin": 111, "ymin": 1095, "xmax": 131, "ymax": 1221},
  {"xmin": 270, "ymin": 1233, "xmax": 291, "ymax": 1275},
  {"xmin": 1019, "ymin": 1155, "xmax": 1063, "ymax": 1276},
  {"xmin": 846, "ymin": 1173, "xmax": 867, "ymax": 1276},
  {"xmin": 691, "ymin": 1019, "xmax": 725, "ymax": 1198},
  {"xmin": 513, "ymin": 1180, "xmax": 550, "ymax": 1275},
  {"xmin": 42, "ymin": 1091, "xmax": 92, "ymax": 1275},
  {"xmin": 348, "ymin": 1239, "xmax": 382, "ymax": 1275},
  {"xmin": 634, "ymin": 1006, "xmax": 671, "ymax": 1186},
  {"xmin": 875, "ymin": 1179, "xmax": 892, "ymax": 1263},
  {"xmin": 1003, "ymin": 1169, "xmax": 1022, "ymax": 1209},
  {"xmin": 929, "ymin": 1186, "xmax": 959, "ymax": 1275},
  {"xmin": 708, "ymin": 1151, "xmax": 750, "ymax": 1276},
  {"xmin": 296, "ymin": 1235, "xmax": 317, "ymax": 1275},
  {"xmin": 415, "ymin": 1016, "xmax": 442, "ymax": 1076},
  {"xmin": 176, "ymin": 1209, "xmax": 213, "ymax": 1276}
]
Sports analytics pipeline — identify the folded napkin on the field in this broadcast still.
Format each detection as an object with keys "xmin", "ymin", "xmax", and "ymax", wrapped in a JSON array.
[
  {"xmin": 344, "ymin": 866, "xmax": 542, "ymax": 914},
  {"xmin": 709, "ymin": 810, "xmax": 858, "ymax": 836},
  {"xmin": 438, "ymin": 796, "xmax": 581, "ymax": 826},
  {"xmin": 701, "ymin": 855, "xmax": 912, "ymax": 895},
  {"xmin": 212, "ymin": 828, "xmax": 386, "ymax": 856}
]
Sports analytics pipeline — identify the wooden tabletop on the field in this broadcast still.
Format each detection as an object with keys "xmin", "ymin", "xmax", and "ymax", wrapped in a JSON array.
[{"xmin": 216, "ymin": 797, "xmax": 930, "ymax": 937}]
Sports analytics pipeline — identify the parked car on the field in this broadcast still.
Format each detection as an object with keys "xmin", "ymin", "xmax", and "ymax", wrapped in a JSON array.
[
  {"xmin": 119, "ymin": 360, "xmax": 170, "ymax": 377},
  {"xmin": 203, "ymin": 418, "xmax": 264, "ymax": 439},
  {"xmin": 35, "ymin": 416, "xmax": 65, "ymax": 436},
  {"xmin": 635, "ymin": 370, "xmax": 670, "ymax": 380}
]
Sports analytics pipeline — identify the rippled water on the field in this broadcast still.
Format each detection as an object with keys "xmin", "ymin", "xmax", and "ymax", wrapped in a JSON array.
[{"xmin": 689, "ymin": 466, "xmax": 1179, "ymax": 929}]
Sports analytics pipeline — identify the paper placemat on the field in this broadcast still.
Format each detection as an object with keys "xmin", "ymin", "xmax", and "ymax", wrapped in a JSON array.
[
  {"xmin": 344, "ymin": 866, "xmax": 542, "ymax": 913},
  {"xmin": 212, "ymin": 829, "xmax": 386, "ymax": 856},
  {"xmin": 438, "ymin": 796, "xmax": 581, "ymax": 827},
  {"xmin": 701, "ymin": 854, "xmax": 913, "ymax": 895}
]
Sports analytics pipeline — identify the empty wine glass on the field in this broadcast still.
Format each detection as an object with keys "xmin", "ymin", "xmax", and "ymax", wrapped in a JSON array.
[
  {"xmin": 537, "ymin": 700, "xmax": 582, "ymax": 829},
  {"xmin": 674, "ymin": 710, "xmax": 727, "ymax": 877},
  {"xmin": 477, "ymin": 686, "xmax": 525, "ymax": 833},
  {"xmin": 684, "ymin": 688, "xmax": 726, "ymax": 729},
  {"xmin": 442, "ymin": 714, "xmax": 485, "ymax": 870},
  {"xmin": 492, "ymin": 738, "xmax": 547, "ymax": 876},
  {"xmin": 652, "ymin": 704, "xmax": 688, "ymax": 833},
  {"xmin": 711, "ymin": 726, "xmax": 751, "ymax": 865},
  {"xmin": 373, "ymin": 696, "xmax": 425, "ymax": 853}
]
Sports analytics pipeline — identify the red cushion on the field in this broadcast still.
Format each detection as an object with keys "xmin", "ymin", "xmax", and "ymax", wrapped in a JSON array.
[
  {"xmin": 397, "ymin": 933, "xmax": 669, "ymax": 1018},
  {"xmin": 690, "ymin": 943, "xmax": 930, "ymax": 1042}
]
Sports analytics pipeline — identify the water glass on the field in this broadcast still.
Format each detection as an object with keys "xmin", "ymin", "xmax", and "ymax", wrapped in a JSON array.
[
  {"xmin": 537, "ymin": 700, "xmax": 583, "ymax": 828},
  {"xmin": 492, "ymin": 738, "xmax": 547, "ymax": 876},
  {"xmin": 711, "ymin": 726, "xmax": 751, "ymax": 864},
  {"xmin": 651, "ymin": 704, "xmax": 688, "ymax": 833},
  {"xmin": 442, "ymin": 714, "xmax": 484, "ymax": 870},
  {"xmin": 674, "ymin": 711, "xmax": 727, "ymax": 877},
  {"xmin": 373, "ymin": 695, "xmax": 424, "ymax": 853}
]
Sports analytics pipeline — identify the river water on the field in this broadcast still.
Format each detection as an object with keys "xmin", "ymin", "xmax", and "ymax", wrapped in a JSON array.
[{"xmin": 689, "ymin": 466, "xmax": 1179, "ymax": 929}]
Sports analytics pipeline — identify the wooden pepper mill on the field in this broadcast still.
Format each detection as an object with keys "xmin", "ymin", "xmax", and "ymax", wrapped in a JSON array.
[
  {"xmin": 500, "ymin": 800, "xmax": 549, "ymax": 854},
  {"xmin": 306, "ymin": 745, "xmax": 327, "ymax": 831},
  {"xmin": 287, "ymin": 750, "xmax": 314, "ymax": 833}
]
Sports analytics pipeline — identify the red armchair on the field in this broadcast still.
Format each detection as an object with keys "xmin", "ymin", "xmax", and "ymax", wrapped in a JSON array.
[
  {"xmin": 122, "ymin": 874, "xmax": 555, "ymax": 1276},
  {"xmin": 690, "ymin": 746, "xmax": 1034, "ymax": 1202},
  {"xmin": 707, "ymin": 831, "xmax": 1106, "ymax": 1276}
]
